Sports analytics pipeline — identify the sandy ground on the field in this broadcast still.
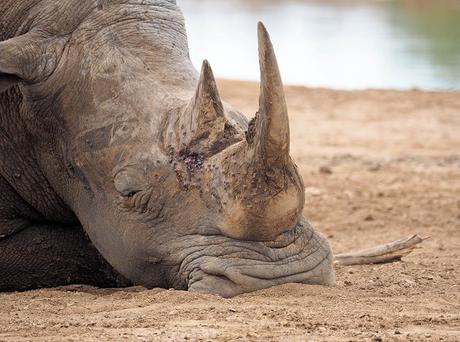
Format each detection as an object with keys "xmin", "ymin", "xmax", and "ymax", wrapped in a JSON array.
[{"xmin": 1, "ymin": 81, "xmax": 459, "ymax": 341}]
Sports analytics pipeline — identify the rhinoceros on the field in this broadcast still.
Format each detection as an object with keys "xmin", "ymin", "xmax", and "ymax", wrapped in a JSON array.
[{"xmin": 0, "ymin": 0, "xmax": 335, "ymax": 297}]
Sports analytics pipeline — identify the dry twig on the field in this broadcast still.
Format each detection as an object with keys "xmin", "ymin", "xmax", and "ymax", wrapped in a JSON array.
[{"xmin": 334, "ymin": 235, "xmax": 429, "ymax": 266}]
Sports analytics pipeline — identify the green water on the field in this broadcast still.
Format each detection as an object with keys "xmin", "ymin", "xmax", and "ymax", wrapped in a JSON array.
[{"xmin": 179, "ymin": 0, "xmax": 460, "ymax": 90}]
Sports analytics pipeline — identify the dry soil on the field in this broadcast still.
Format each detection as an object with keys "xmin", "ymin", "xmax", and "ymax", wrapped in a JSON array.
[{"xmin": 0, "ymin": 80, "xmax": 459, "ymax": 341}]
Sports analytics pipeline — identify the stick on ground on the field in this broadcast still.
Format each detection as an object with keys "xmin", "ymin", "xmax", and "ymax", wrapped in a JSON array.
[{"xmin": 333, "ymin": 235, "xmax": 429, "ymax": 266}]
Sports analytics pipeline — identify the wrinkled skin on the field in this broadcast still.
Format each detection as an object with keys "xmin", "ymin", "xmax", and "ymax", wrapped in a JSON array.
[{"xmin": 0, "ymin": 0, "xmax": 334, "ymax": 297}]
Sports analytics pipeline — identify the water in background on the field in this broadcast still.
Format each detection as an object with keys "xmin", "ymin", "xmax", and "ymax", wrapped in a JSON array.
[{"xmin": 178, "ymin": 0, "xmax": 460, "ymax": 90}]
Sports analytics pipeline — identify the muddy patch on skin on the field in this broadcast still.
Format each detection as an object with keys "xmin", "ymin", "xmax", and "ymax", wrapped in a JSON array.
[
  {"xmin": 78, "ymin": 120, "xmax": 138, "ymax": 152},
  {"xmin": 181, "ymin": 152, "xmax": 205, "ymax": 175}
]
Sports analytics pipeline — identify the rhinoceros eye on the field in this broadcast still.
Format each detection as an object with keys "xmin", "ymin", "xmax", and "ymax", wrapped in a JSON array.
[{"xmin": 114, "ymin": 169, "xmax": 145, "ymax": 197}]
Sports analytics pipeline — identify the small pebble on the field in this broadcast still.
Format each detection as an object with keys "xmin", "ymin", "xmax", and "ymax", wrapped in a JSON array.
[
  {"xmin": 319, "ymin": 166, "xmax": 333, "ymax": 174},
  {"xmin": 368, "ymin": 163, "xmax": 382, "ymax": 172}
]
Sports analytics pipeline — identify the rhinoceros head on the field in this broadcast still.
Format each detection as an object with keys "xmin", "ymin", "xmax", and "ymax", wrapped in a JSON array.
[{"xmin": 0, "ymin": 1, "xmax": 333, "ymax": 297}]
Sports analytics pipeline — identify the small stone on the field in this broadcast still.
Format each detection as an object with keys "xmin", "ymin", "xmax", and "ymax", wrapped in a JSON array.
[
  {"xmin": 394, "ymin": 330, "xmax": 401, "ymax": 335},
  {"xmin": 368, "ymin": 163, "xmax": 382, "ymax": 172},
  {"xmin": 305, "ymin": 187, "xmax": 323, "ymax": 196},
  {"xmin": 364, "ymin": 215, "xmax": 375, "ymax": 221},
  {"xmin": 372, "ymin": 336, "xmax": 382, "ymax": 342},
  {"xmin": 319, "ymin": 166, "xmax": 333, "ymax": 174}
]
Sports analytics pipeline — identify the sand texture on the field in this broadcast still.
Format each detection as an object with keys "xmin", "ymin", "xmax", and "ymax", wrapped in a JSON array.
[{"xmin": 1, "ymin": 80, "xmax": 459, "ymax": 341}]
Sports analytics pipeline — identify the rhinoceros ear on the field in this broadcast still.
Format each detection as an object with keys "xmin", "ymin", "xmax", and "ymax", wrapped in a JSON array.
[{"xmin": 0, "ymin": 32, "xmax": 65, "ymax": 93}]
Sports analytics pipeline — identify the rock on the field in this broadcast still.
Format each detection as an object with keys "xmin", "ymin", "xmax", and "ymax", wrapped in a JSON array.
[
  {"xmin": 368, "ymin": 163, "xmax": 382, "ymax": 172},
  {"xmin": 319, "ymin": 166, "xmax": 333, "ymax": 174},
  {"xmin": 305, "ymin": 187, "xmax": 323, "ymax": 196}
]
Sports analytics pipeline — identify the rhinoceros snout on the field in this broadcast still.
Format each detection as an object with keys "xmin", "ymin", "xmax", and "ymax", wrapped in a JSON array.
[{"xmin": 184, "ymin": 219, "xmax": 335, "ymax": 298}]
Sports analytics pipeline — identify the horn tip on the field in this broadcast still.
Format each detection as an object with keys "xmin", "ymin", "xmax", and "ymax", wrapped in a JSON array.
[
  {"xmin": 199, "ymin": 59, "xmax": 216, "ymax": 84},
  {"xmin": 201, "ymin": 59, "xmax": 211, "ymax": 73},
  {"xmin": 257, "ymin": 22, "xmax": 273, "ymax": 61},
  {"xmin": 257, "ymin": 22, "xmax": 269, "ymax": 41},
  {"xmin": 195, "ymin": 59, "xmax": 224, "ymax": 117},
  {"xmin": 257, "ymin": 21, "xmax": 266, "ymax": 31}
]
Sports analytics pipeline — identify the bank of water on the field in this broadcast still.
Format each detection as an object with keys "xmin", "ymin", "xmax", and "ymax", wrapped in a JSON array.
[{"xmin": 179, "ymin": 0, "xmax": 460, "ymax": 90}]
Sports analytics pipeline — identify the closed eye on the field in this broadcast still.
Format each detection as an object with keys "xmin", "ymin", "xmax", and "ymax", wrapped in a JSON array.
[{"xmin": 114, "ymin": 169, "xmax": 145, "ymax": 197}]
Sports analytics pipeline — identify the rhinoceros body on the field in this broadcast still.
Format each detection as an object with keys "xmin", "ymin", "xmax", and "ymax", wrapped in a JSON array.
[{"xmin": 0, "ymin": 0, "xmax": 334, "ymax": 297}]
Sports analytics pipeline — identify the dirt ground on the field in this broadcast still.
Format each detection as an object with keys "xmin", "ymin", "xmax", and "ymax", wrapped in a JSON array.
[{"xmin": 1, "ymin": 81, "xmax": 459, "ymax": 341}]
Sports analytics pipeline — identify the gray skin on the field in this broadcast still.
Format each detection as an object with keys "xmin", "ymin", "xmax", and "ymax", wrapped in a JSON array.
[{"xmin": 0, "ymin": 0, "xmax": 334, "ymax": 297}]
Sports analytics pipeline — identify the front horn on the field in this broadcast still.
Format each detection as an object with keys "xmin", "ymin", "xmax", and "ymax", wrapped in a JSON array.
[
  {"xmin": 251, "ymin": 22, "xmax": 290, "ymax": 167},
  {"xmin": 216, "ymin": 23, "xmax": 304, "ymax": 241}
]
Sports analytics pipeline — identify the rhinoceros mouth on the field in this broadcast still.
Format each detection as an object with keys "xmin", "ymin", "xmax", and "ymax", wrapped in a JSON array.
[{"xmin": 180, "ymin": 219, "xmax": 335, "ymax": 298}]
